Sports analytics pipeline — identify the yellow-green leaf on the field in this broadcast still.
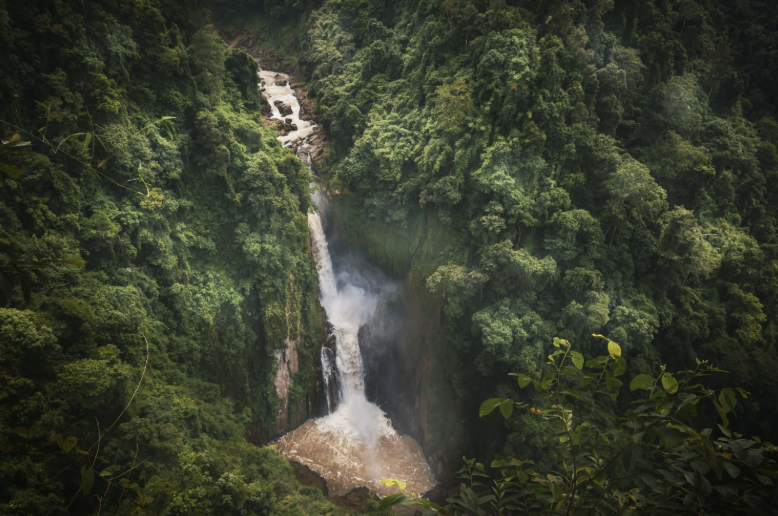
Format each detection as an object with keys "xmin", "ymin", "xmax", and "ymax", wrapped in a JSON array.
[
  {"xmin": 0, "ymin": 161, "xmax": 23, "ymax": 179},
  {"xmin": 480, "ymin": 398, "xmax": 505, "ymax": 417},
  {"xmin": 661, "ymin": 373, "xmax": 678, "ymax": 393},
  {"xmin": 137, "ymin": 491, "xmax": 154, "ymax": 505},
  {"xmin": 59, "ymin": 436, "xmax": 77, "ymax": 453},
  {"xmin": 81, "ymin": 466, "xmax": 94, "ymax": 496},
  {"xmin": 499, "ymin": 400, "xmax": 514, "ymax": 419},
  {"xmin": 607, "ymin": 341, "xmax": 621, "ymax": 357},
  {"xmin": 630, "ymin": 374, "xmax": 655, "ymax": 391}
]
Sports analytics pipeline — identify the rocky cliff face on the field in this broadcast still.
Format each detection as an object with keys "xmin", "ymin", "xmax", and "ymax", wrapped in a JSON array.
[{"xmin": 269, "ymin": 339, "xmax": 308, "ymax": 438}]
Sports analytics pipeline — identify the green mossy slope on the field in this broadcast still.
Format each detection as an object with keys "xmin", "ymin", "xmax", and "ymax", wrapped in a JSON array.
[{"xmin": 0, "ymin": 1, "xmax": 374, "ymax": 514}]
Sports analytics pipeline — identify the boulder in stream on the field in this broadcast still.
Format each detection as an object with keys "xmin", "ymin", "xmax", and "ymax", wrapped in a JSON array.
[{"xmin": 273, "ymin": 100, "xmax": 293, "ymax": 116}]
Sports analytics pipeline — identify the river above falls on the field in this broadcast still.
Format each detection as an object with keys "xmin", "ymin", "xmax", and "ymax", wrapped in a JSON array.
[{"xmin": 259, "ymin": 70, "xmax": 436, "ymax": 497}]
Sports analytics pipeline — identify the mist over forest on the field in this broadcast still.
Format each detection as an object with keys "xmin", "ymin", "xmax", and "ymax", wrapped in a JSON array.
[{"xmin": 2, "ymin": 1, "xmax": 778, "ymax": 514}]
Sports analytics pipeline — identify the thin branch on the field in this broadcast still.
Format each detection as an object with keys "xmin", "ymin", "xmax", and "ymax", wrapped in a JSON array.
[
  {"xmin": 100, "ymin": 331, "xmax": 150, "ymax": 439},
  {"xmin": 65, "ymin": 486, "xmax": 83, "ymax": 511},
  {"xmin": 92, "ymin": 418, "xmax": 101, "ymax": 469}
]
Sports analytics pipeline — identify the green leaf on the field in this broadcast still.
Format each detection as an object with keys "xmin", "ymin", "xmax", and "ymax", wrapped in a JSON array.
[
  {"xmin": 553, "ymin": 337, "xmax": 561, "ymax": 347},
  {"xmin": 119, "ymin": 478, "xmax": 139, "ymax": 489},
  {"xmin": 723, "ymin": 462, "xmax": 740, "ymax": 479},
  {"xmin": 510, "ymin": 373, "xmax": 532, "ymax": 388},
  {"xmin": 605, "ymin": 375, "xmax": 623, "ymax": 394},
  {"xmin": 607, "ymin": 341, "xmax": 622, "ymax": 356},
  {"xmin": 719, "ymin": 388, "xmax": 737, "ymax": 412},
  {"xmin": 570, "ymin": 351, "xmax": 584, "ymax": 370},
  {"xmin": 379, "ymin": 493, "xmax": 412, "ymax": 510},
  {"xmin": 137, "ymin": 491, "xmax": 154, "ymax": 505},
  {"xmin": 499, "ymin": 400, "xmax": 513, "ymax": 419},
  {"xmin": 58, "ymin": 435, "xmax": 77, "ymax": 454},
  {"xmin": 0, "ymin": 161, "xmax": 23, "ymax": 179},
  {"xmin": 47, "ymin": 258, "xmax": 86, "ymax": 267},
  {"xmin": 630, "ymin": 374, "xmax": 655, "ymax": 391},
  {"xmin": 380, "ymin": 479, "xmax": 403, "ymax": 489},
  {"xmin": 611, "ymin": 355, "xmax": 627, "ymax": 376},
  {"xmin": 480, "ymin": 398, "xmax": 505, "ymax": 417},
  {"xmin": 81, "ymin": 466, "xmax": 94, "ymax": 496},
  {"xmin": 661, "ymin": 373, "xmax": 678, "ymax": 393},
  {"xmin": 83, "ymin": 132, "xmax": 92, "ymax": 151}
]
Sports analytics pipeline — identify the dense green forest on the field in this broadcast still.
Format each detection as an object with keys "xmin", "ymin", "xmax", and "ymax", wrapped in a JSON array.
[
  {"xmin": 0, "ymin": 0, "xmax": 364, "ymax": 514},
  {"xmin": 4, "ymin": 0, "xmax": 778, "ymax": 514},
  {"xmin": 234, "ymin": 0, "xmax": 778, "ymax": 506},
  {"xmin": 271, "ymin": 0, "xmax": 778, "ymax": 458}
]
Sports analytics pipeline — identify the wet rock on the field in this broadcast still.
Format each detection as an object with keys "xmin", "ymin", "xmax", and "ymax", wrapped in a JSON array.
[
  {"xmin": 277, "ymin": 80, "xmax": 288, "ymax": 86},
  {"xmin": 423, "ymin": 483, "xmax": 459, "ymax": 506},
  {"xmin": 303, "ymin": 128, "xmax": 327, "ymax": 172},
  {"xmin": 290, "ymin": 461, "xmax": 328, "ymax": 495},
  {"xmin": 327, "ymin": 487, "xmax": 371, "ymax": 513},
  {"xmin": 268, "ymin": 118, "xmax": 289, "ymax": 136},
  {"xmin": 273, "ymin": 100, "xmax": 293, "ymax": 116},
  {"xmin": 297, "ymin": 90, "xmax": 319, "ymax": 123}
]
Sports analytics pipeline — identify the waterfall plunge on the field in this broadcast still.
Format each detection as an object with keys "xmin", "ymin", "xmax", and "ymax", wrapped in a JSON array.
[{"xmin": 261, "ymin": 71, "xmax": 435, "ymax": 497}]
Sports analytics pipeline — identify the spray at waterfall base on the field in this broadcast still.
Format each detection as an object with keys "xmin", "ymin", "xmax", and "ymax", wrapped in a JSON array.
[{"xmin": 274, "ymin": 206, "xmax": 435, "ymax": 497}]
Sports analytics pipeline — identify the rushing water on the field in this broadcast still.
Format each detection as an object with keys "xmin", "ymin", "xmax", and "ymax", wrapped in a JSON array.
[{"xmin": 259, "ymin": 71, "xmax": 436, "ymax": 497}]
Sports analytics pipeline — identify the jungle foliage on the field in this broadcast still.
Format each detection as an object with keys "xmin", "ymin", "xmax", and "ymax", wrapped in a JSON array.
[
  {"xmin": 381, "ymin": 336, "xmax": 778, "ymax": 515},
  {"xmin": 282, "ymin": 0, "xmax": 778, "ymax": 472},
  {"xmin": 0, "ymin": 1, "xmax": 360, "ymax": 514}
]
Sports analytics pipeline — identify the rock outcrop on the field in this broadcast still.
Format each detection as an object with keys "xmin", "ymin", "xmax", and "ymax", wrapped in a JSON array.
[
  {"xmin": 274, "ymin": 100, "xmax": 293, "ymax": 116},
  {"xmin": 289, "ymin": 460, "xmax": 329, "ymax": 495}
]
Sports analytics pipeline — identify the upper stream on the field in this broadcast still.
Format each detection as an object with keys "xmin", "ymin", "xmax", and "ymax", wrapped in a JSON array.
[{"xmin": 259, "ymin": 71, "xmax": 436, "ymax": 496}]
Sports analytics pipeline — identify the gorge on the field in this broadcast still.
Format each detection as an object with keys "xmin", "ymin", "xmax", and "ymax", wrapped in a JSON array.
[
  {"xmin": 2, "ymin": 1, "xmax": 778, "ymax": 514},
  {"xmin": 258, "ymin": 68, "xmax": 436, "ymax": 497}
]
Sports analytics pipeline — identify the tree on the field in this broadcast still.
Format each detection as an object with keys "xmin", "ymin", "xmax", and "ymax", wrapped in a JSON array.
[{"xmin": 603, "ymin": 157, "xmax": 666, "ymax": 244}]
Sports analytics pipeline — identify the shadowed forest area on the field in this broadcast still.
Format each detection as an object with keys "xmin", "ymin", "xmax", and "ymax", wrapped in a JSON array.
[{"xmin": 2, "ymin": 0, "xmax": 778, "ymax": 514}]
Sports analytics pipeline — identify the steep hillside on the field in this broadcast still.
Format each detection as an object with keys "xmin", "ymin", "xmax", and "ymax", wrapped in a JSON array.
[
  {"xmin": 0, "ymin": 1, "xmax": 356, "ymax": 514},
  {"xmin": 230, "ymin": 0, "xmax": 778, "ymax": 475}
]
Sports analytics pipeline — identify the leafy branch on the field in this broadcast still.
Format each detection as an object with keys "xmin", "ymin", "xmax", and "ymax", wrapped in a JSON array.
[{"xmin": 381, "ymin": 335, "xmax": 778, "ymax": 515}]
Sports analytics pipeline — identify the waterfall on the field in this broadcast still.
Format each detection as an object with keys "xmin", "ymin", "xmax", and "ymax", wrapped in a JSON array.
[
  {"xmin": 320, "ymin": 346, "xmax": 335, "ymax": 413},
  {"xmin": 261, "ymin": 69, "xmax": 435, "ymax": 497}
]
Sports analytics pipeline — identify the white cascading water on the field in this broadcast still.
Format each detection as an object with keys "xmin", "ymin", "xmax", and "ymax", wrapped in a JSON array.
[
  {"xmin": 320, "ymin": 346, "xmax": 335, "ymax": 413},
  {"xmin": 260, "ymin": 71, "xmax": 435, "ymax": 497}
]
